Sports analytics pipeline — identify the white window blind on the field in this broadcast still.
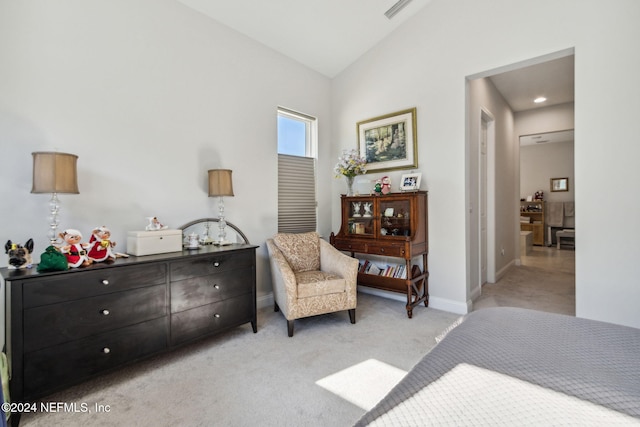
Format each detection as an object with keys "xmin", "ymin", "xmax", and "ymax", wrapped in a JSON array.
[{"xmin": 278, "ymin": 154, "xmax": 317, "ymax": 233}]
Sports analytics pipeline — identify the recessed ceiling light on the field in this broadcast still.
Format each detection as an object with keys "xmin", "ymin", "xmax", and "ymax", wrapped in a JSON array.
[{"xmin": 534, "ymin": 97, "xmax": 547, "ymax": 104}]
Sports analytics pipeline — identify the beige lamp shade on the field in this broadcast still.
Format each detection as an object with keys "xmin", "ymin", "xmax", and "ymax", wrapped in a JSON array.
[
  {"xmin": 208, "ymin": 169, "xmax": 234, "ymax": 197},
  {"xmin": 31, "ymin": 152, "xmax": 79, "ymax": 194}
]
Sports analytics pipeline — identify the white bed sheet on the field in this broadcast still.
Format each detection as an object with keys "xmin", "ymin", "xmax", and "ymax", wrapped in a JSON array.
[{"xmin": 369, "ymin": 363, "xmax": 640, "ymax": 426}]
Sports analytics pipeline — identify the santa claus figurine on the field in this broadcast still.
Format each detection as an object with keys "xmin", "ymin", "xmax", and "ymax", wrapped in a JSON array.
[
  {"xmin": 59, "ymin": 229, "xmax": 92, "ymax": 268},
  {"xmin": 87, "ymin": 226, "xmax": 117, "ymax": 263}
]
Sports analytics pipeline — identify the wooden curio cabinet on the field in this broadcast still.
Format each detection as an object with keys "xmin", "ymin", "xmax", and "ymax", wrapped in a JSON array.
[{"xmin": 330, "ymin": 191, "xmax": 428, "ymax": 318}]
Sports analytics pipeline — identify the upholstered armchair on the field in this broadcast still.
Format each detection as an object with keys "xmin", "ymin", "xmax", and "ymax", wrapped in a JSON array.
[{"xmin": 266, "ymin": 232, "xmax": 358, "ymax": 337}]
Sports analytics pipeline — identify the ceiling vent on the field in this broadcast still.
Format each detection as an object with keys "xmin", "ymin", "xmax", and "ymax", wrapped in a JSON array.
[{"xmin": 385, "ymin": 0, "xmax": 413, "ymax": 19}]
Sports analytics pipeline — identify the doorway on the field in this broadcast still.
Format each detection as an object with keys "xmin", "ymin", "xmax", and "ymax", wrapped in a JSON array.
[
  {"xmin": 519, "ymin": 129, "xmax": 575, "ymax": 254},
  {"xmin": 466, "ymin": 48, "xmax": 575, "ymax": 311}
]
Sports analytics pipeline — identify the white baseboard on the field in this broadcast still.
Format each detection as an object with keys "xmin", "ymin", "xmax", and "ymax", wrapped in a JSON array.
[
  {"xmin": 262, "ymin": 287, "xmax": 469, "ymax": 316},
  {"xmin": 466, "ymin": 284, "xmax": 482, "ymax": 313},
  {"xmin": 257, "ymin": 293, "xmax": 274, "ymax": 310},
  {"xmin": 357, "ymin": 286, "xmax": 406, "ymax": 302},
  {"xmin": 469, "ymin": 284, "xmax": 482, "ymax": 302},
  {"xmin": 429, "ymin": 296, "xmax": 469, "ymax": 315},
  {"xmin": 494, "ymin": 259, "xmax": 515, "ymax": 282},
  {"xmin": 357, "ymin": 286, "xmax": 469, "ymax": 315}
]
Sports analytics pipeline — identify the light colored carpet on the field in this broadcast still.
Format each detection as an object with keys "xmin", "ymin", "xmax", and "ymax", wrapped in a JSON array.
[
  {"xmin": 316, "ymin": 358, "xmax": 407, "ymax": 411},
  {"xmin": 20, "ymin": 292, "xmax": 460, "ymax": 427}
]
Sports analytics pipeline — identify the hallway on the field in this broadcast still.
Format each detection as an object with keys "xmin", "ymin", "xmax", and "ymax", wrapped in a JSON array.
[{"xmin": 473, "ymin": 246, "xmax": 575, "ymax": 316}]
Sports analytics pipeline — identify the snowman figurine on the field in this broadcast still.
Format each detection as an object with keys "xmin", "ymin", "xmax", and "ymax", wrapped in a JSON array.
[{"xmin": 381, "ymin": 176, "xmax": 392, "ymax": 195}]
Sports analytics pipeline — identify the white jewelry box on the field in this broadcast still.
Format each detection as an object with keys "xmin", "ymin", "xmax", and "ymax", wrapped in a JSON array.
[{"xmin": 126, "ymin": 229, "xmax": 182, "ymax": 256}]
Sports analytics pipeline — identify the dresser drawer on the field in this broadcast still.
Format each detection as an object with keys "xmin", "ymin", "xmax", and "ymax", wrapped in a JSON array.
[
  {"xmin": 333, "ymin": 240, "xmax": 368, "ymax": 253},
  {"xmin": 24, "ymin": 284, "xmax": 167, "ymax": 352},
  {"xmin": 170, "ymin": 250, "xmax": 254, "ymax": 281},
  {"xmin": 171, "ymin": 268, "xmax": 254, "ymax": 313},
  {"xmin": 23, "ymin": 263, "xmax": 167, "ymax": 308},
  {"xmin": 366, "ymin": 244, "xmax": 406, "ymax": 257},
  {"xmin": 170, "ymin": 294, "xmax": 253, "ymax": 345},
  {"xmin": 23, "ymin": 316, "xmax": 168, "ymax": 399}
]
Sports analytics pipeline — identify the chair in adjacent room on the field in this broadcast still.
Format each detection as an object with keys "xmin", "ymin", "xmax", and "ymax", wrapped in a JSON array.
[{"xmin": 266, "ymin": 232, "xmax": 358, "ymax": 337}]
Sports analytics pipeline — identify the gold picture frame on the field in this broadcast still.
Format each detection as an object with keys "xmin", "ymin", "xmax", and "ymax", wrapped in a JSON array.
[{"xmin": 357, "ymin": 108, "xmax": 418, "ymax": 173}]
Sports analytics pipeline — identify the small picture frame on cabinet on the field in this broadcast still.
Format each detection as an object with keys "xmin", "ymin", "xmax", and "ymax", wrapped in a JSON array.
[{"xmin": 400, "ymin": 172, "xmax": 421, "ymax": 192}]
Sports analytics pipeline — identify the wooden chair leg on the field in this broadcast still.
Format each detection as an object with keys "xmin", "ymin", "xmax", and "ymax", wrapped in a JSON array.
[
  {"xmin": 348, "ymin": 308, "xmax": 356, "ymax": 324},
  {"xmin": 287, "ymin": 320, "xmax": 294, "ymax": 337}
]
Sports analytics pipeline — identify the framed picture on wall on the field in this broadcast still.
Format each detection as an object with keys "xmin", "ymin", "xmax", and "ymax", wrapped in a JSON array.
[
  {"xmin": 357, "ymin": 108, "xmax": 418, "ymax": 172},
  {"xmin": 550, "ymin": 177, "xmax": 569, "ymax": 192}
]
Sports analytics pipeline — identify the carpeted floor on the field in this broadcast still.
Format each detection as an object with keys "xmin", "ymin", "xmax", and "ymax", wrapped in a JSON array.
[
  {"xmin": 316, "ymin": 358, "xmax": 407, "ymax": 411},
  {"xmin": 18, "ymin": 247, "xmax": 574, "ymax": 427},
  {"xmin": 19, "ymin": 292, "xmax": 460, "ymax": 427}
]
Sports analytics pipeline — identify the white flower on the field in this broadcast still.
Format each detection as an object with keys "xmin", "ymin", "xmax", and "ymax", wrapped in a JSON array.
[{"xmin": 334, "ymin": 149, "xmax": 367, "ymax": 178}]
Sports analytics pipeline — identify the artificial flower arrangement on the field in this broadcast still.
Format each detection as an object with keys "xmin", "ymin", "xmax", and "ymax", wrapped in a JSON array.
[
  {"xmin": 334, "ymin": 149, "xmax": 367, "ymax": 178},
  {"xmin": 334, "ymin": 149, "xmax": 367, "ymax": 196}
]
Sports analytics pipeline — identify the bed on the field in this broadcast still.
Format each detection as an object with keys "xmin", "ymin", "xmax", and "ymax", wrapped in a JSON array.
[{"xmin": 355, "ymin": 307, "xmax": 640, "ymax": 426}]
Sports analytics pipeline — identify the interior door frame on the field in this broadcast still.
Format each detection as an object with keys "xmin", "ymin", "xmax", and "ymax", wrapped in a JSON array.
[{"xmin": 480, "ymin": 108, "xmax": 496, "ymax": 286}]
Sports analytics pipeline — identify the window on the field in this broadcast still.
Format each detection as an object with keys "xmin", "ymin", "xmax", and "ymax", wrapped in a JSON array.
[{"xmin": 277, "ymin": 108, "xmax": 317, "ymax": 233}]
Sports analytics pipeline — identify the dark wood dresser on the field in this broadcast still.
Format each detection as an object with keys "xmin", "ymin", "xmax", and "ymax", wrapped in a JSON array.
[{"xmin": 1, "ymin": 244, "xmax": 257, "ymax": 426}]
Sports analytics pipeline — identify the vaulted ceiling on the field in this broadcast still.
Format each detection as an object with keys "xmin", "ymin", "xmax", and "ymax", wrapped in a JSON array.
[
  {"xmin": 176, "ymin": 0, "xmax": 433, "ymax": 78},
  {"xmin": 176, "ymin": 0, "xmax": 574, "ymax": 113}
]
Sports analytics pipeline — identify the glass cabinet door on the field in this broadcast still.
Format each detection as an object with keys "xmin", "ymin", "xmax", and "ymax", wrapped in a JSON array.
[
  {"xmin": 379, "ymin": 199, "xmax": 411, "ymax": 237},
  {"xmin": 347, "ymin": 198, "xmax": 374, "ymax": 236}
]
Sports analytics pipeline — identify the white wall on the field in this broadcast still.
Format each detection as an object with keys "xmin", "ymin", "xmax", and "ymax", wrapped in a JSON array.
[
  {"xmin": 521, "ymin": 141, "xmax": 575, "ymax": 229},
  {"xmin": 0, "ymin": 0, "xmax": 333, "ymax": 307},
  {"xmin": 466, "ymin": 76, "xmax": 515, "ymax": 305},
  {"xmin": 517, "ymin": 104, "xmax": 576, "ymax": 198},
  {"xmin": 516, "ymin": 102, "xmax": 575, "ymax": 137},
  {"xmin": 3, "ymin": 0, "xmax": 640, "ymax": 329},
  {"xmin": 332, "ymin": 0, "xmax": 640, "ymax": 328},
  {"xmin": 520, "ymin": 142, "xmax": 575, "ymax": 204}
]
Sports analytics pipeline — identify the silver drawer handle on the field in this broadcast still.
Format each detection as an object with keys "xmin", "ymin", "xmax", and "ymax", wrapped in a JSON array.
[
  {"xmin": 101, "ymin": 309, "xmax": 110, "ymax": 316},
  {"xmin": 213, "ymin": 262, "xmax": 220, "ymax": 267},
  {"xmin": 102, "ymin": 279, "xmax": 109, "ymax": 285},
  {"xmin": 102, "ymin": 347, "xmax": 111, "ymax": 354},
  {"xmin": 213, "ymin": 284, "xmax": 220, "ymax": 290},
  {"xmin": 213, "ymin": 313, "xmax": 221, "ymax": 318}
]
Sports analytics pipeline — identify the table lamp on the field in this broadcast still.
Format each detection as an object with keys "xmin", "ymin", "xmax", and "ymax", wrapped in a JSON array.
[
  {"xmin": 31, "ymin": 152, "xmax": 79, "ymax": 244},
  {"xmin": 208, "ymin": 169, "xmax": 234, "ymax": 245}
]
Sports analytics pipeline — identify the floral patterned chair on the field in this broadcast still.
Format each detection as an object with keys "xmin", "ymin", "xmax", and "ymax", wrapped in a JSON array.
[{"xmin": 266, "ymin": 232, "xmax": 358, "ymax": 337}]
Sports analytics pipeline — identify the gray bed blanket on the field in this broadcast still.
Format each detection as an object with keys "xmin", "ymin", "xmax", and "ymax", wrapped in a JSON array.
[{"xmin": 355, "ymin": 307, "xmax": 640, "ymax": 425}]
